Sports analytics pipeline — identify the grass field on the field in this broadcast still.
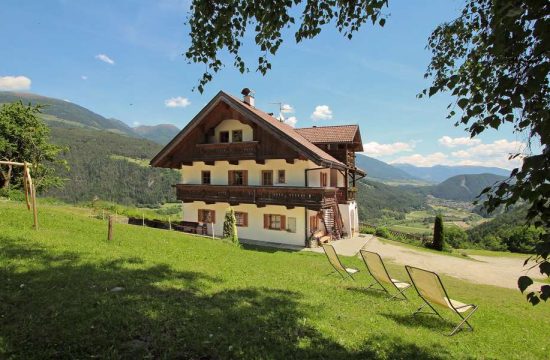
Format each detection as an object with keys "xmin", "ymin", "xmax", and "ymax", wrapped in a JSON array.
[{"xmin": 1, "ymin": 201, "xmax": 549, "ymax": 359}]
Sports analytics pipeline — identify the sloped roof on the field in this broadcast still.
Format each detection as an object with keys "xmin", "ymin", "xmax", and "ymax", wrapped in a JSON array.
[
  {"xmin": 295, "ymin": 125, "xmax": 359, "ymax": 144},
  {"xmin": 150, "ymin": 91, "xmax": 347, "ymax": 169}
]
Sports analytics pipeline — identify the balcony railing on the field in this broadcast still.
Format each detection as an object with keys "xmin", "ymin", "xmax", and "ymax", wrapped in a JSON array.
[
  {"xmin": 195, "ymin": 141, "xmax": 259, "ymax": 161},
  {"xmin": 174, "ymin": 184, "xmax": 342, "ymax": 210}
]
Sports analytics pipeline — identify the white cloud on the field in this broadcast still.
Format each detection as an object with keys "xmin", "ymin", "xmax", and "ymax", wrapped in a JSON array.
[
  {"xmin": 311, "ymin": 105, "xmax": 332, "ymax": 120},
  {"xmin": 281, "ymin": 104, "xmax": 294, "ymax": 113},
  {"xmin": 391, "ymin": 152, "xmax": 449, "ymax": 167},
  {"xmin": 389, "ymin": 139, "xmax": 525, "ymax": 169},
  {"xmin": 0, "ymin": 75, "xmax": 31, "ymax": 91},
  {"xmin": 132, "ymin": 121, "xmax": 141, "ymax": 127},
  {"xmin": 81, "ymin": 75, "xmax": 88, "ymax": 80},
  {"xmin": 362, "ymin": 141, "xmax": 415, "ymax": 157},
  {"xmin": 438, "ymin": 136, "xmax": 481, "ymax": 148},
  {"xmin": 285, "ymin": 116, "xmax": 297, "ymax": 127},
  {"xmin": 165, "ymin": 96, "xmax": 191, "ymax": 108},
  {"xmin": 95, "ymin": 54, "xmax": 115, "ymax": 65}
]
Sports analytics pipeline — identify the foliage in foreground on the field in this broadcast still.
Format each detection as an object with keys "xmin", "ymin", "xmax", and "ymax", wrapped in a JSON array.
[
  {"xmin": 423, "ymin": 0, "xmax": 549, "ymax": 304},
  {"xmin": 0, "ymin": 202, "xmax": 549, "ymax": 359},
  {"xmin": 0, "ymin": 101, "xmax": 66, "ymax": 191}
]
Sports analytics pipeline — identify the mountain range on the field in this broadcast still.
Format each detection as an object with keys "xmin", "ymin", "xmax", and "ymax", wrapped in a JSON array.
[{"xmin": 1, "ymin": 91, "xmax": 511, "ymax": 211}]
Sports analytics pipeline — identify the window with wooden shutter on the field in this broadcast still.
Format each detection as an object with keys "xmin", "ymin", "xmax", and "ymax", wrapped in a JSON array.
[
  {"xmin": 261, "ymin": 170, "xmax": 273, "ymax": 185},
  {"xmin": 198, "ymin": 209, "xmax": 215, "ymax": 223},
  {"xmin": 277, "ymin": 170, "xmax": 286, "ymax": 184},
  {"xmin": 265, "ymin": 214, "xmax": 285, "ymax": 230},
  {"xmin": 229, "ymin": 170, "xmax": 247, "ymax": 185},
  {"xmin": 235, "ymin": 212, "xmax": 248, "ymax": 227}
]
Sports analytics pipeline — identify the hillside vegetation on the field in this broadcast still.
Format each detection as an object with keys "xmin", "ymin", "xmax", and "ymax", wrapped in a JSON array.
[
  {"xmin": 430, "ymin": 173, "xmax": 507, "ymax": 201},
  {"xmin": 44, "ymin": 127, "xmax": 179, "ymax": 206},
  {"xmin": 1, "ymin": 202, "xmax": 548, "ymax": 359}
]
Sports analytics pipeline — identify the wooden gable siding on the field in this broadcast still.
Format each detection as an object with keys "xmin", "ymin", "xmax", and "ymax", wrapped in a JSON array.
[{"xmin": 167, "ymin": 101, "xmax": 302, "ymax": 167}]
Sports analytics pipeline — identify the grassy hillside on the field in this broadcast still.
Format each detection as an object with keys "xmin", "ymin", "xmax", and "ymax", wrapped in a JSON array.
[
  {"xmin": 44, "ymin": 127, "xmax": 179, "ymax": 206},
  {"xmin": 1, "ymin": 202, "xmax": 548, "ymax": 359},
  {"xmin": 0, "ymin": 91, "xmax": 137, "ymax": 137},
  {"xmin": 134, "ymin": 124, "xmax": 180, "ymax": 145},
  {"xmin": 430, "ymin": 173, "xmax": 507, "ymax": 201}
]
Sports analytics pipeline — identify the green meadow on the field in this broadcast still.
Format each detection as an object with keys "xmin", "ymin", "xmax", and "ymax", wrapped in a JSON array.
[{"xmin": 1, "ymin": 201, "xmax": 548, "ymax": 359}]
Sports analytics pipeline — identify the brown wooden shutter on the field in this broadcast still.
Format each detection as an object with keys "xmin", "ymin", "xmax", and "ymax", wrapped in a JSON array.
[
  {"xmin": 264, "ymin": 214, "xmax": 269, "ymax": 229},
  {"xmin": 280, "ymin": 215, "xmax": 286, "ymax": 231},
  {"xmin": 198, "ymin": 209, "xmax": 203, "ymax": 222},
  {"xmin": 243, "ymin": 212, "xmax": 248, "ymax": 227},
  {"xmin": 243, "ymin": 170, "xmax": 248, "ymax": 185},
  {"xmin": 228, "ymin": 170, "xmax": 233, "ymax": 185}
]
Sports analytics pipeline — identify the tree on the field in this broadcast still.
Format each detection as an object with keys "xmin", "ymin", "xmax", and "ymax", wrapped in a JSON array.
[
  {"xmin": 431, "ymin": 214, "xmax": 445, "ymax": 251},
  {"xmin": 444, "ymin": 225, "xmax": 468, "ymax": 249},
  {"xmin": 185, "ymin": 0, "xmax": 388, "ymax": 92},
  {"xmin": 421, "ymin": 0, "xmax": 549, "ymax": 305},
  {"xmin": 184, "ymin": 0, "xmax": 549, "ymax": 304},
  {"xmin": 0, "ymin": 101, "xmax": 66, "ymax": 191},
  {"xmin": 223, "ymin": 207, "xmax": 240, "ymax": 247}
]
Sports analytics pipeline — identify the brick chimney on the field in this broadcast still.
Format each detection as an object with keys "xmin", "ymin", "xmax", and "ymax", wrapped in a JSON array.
[{"xmin": 241, "ymin": 88, "xmax": 255, "ymax": 107}]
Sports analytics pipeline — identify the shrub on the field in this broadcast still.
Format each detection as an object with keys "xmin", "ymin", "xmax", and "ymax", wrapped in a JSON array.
[
  {"xmin": 431, "ymin": 214, "xmax": 444, "ymax": 251},
  {"xmin": 375, "ymin": 227, "xmax": 391, "ymax": 239},
  {"xmin": 223, "ymin": 207, "xmax": 240, "ymax": 247},
  {"xmin": 360, "ymin": 225, "xmax": 376, "ymax": 234},
  {"xmin": 0, "ymin": 188, "xmax": 26, "ymax": 201},
  {"xmin": 444, "ymin": 226, "xmax": 468, "ymax": 249}
]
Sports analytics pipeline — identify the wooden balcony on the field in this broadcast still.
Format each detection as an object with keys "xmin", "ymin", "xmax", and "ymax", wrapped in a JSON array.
[
  {"xmin": 174, "ymin": 184, "xmax": 342, "ymax": 210},
  {"xmin": 195, "ymin": 141, "xmax": 259, "ymax": 161}
]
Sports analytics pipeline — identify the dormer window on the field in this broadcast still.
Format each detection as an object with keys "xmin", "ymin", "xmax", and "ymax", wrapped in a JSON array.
[
  {"xmin": 232, "ymin": 130, "xmax": 243, "ymax": 142},
  {"xmin": 220, "ymin": 131, "xmax": 229, "ymax": 143}
]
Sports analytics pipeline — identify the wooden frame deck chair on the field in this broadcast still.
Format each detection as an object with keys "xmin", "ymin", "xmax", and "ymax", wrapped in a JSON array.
[
  {"xmin": 321, "ymin": 243, "xmax": 359, "ymax": 280},
  {"xmin": 405, "ymin": 265, "xmax": 478, "ymax": 336},
  {"xmin": 359, "ymin": 250, "xmax": 411, "ymax": 300}
]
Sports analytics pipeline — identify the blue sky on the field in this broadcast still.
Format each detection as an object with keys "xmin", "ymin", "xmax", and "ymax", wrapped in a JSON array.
[{"xmin": 0, "ymin": 0, "xmax": 527, "ymax": 169}]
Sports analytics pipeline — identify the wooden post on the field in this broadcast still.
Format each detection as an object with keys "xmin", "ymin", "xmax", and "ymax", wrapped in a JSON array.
[
  {"xmin": 168, "ymin": 216, "xmax": 172, "ymax": 231},
  {"xmin": 142, "ymin": 213, "xmax": 145, "ymax": 226},
  {"xmin": 108, "ymin": 215, "xmax": 114, "ymax": 241}
]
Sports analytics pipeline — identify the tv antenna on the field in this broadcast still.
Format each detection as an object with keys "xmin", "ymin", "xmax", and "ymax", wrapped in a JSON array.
[{"xmin": 269, "ymin": 102, "xmax": 285, "ymax": 122}]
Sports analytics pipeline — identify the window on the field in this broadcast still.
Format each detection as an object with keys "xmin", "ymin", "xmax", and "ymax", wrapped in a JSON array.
[
  {"xmin": 232, "ymin": 130, "xmax": 243, "ymax": 142},
  {"xmin": 320, "ymin": 172, "xmax": 328, "ymax": 187},
  {"xmin": 235, "ymin": 212, "xmax": 248, "ymax": 227},
  {"xmin": 198, "ymin": 209, "xmax": 215, "ymax": 223},
  {"xmin": 262, "ymin": 170, "xmax": 273, "ymax": 186},
  {"xmin": 277, "ymin": 170, "xmax": 286, "ymax": 184},
  {"xmin": 228, "ymin": 170, "xmax": 248, "ymax": 185},
  {"xmin": 264, "ymin": 214, "xmax": 286, "ymax": 231},
  {"xmin": 201, "ymin": 171, "xmax": 211, "ymax": 185},
  {"xmin": 287, "ymin": 217, "xmax": 296, "ymax": 233},
  {"xmin": 219, "ymin": 131, "xmax": 229, "ymax": 143}
]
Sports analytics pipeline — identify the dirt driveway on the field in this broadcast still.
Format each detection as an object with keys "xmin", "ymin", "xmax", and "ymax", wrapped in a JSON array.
[
  {"xmin": 362, "ymin": 235, "xmax": 545, "ymax": 290},
  {"xmin": 308, "ymin": 235, "xmax": 545, "ymax": 290}
]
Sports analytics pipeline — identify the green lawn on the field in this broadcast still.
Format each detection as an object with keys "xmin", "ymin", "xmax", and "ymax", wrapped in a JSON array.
[{"xmin": 1, "ymin": 202, "xmax": 548, "ymax": 359}]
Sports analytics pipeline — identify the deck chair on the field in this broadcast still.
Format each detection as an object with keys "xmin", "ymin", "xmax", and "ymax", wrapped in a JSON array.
[
  {"xmin": 405, "ymin": 265, "xmax": 478, "ymax": 336},
  {"xmin": 321, "ymin": 243, "xmax": 359, "ymax": 280},
  {"xmin": 359, "ymin": 250, "xmax": 411, "ymax": 300}
]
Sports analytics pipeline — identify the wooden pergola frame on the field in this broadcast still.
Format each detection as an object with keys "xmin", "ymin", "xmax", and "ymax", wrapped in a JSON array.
[{"xmin": 0, "ymin": 160, "xmax": 38, "ymax": 229}]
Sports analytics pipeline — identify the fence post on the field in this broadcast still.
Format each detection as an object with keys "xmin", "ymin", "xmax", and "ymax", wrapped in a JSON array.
[
  {"xmin": 108, "ymin": 215, "xmax": 114, "ymax": 241},
  {"xmin": 169, "ymin": 216, "xmax": 172, "ymax": 231},
  {"xmin": 142, "ymin": 213, "xmax": 145, "ymax": 226}
]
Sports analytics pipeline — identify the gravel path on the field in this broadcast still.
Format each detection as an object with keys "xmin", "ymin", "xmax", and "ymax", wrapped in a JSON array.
[{"xmin": 362, "ymin": 235, "xmax": 545, "ymax": 290}]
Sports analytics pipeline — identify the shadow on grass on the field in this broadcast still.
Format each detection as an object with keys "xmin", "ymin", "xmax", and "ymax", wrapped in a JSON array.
[
  {"xmin": 381, "ymin": 311, "xmax": 458, "ymax": 334},
  {"xmin": 1, "ymin": 237, "xmax": 449, "ymax": 359}
]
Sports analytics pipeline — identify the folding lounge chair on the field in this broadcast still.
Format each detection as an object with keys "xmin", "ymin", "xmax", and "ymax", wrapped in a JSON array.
[
  {"xmin": 321, "ymin": 243, "xmax": 359, "ymax": 280},
  {"xmin": 405, "ymin": 265, "xmax": 478, "ymax": 336},
  {"xmin": 359, "ymin": 250, "xmax": 411, "ymax": 300}
]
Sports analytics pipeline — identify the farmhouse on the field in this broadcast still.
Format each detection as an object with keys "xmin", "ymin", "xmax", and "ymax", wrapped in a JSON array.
[{"xmin": 151, "ymin": 90, "xmax": 365, "ymax": 247}]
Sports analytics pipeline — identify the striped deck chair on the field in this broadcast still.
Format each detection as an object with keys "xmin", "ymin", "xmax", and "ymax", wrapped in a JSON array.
[
  {"xmin": 359, "ymin": 250, "xmax": 411, "ymax": 300},
  {"xmin": 321, "ymin": 243, "xmax": 359, "ymax": 280},
  {"xmin": 405, "ymin": 265, "xmax": 478, "ymax": 336}
]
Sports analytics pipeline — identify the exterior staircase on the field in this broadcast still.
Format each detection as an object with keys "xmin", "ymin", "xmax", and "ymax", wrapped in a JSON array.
[{"xmin": 322, "ymin": 195, "xmax": 344, "ymax": 240}]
